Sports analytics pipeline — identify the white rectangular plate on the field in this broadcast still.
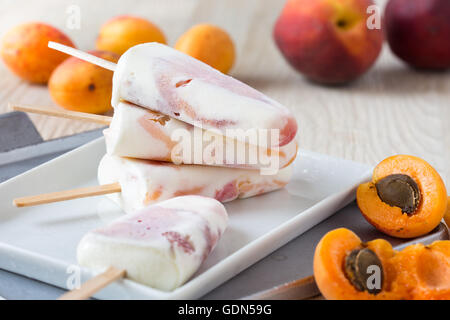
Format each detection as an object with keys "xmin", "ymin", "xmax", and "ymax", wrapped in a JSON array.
[{"xmin": 0, "ymin": 138, "xmax": 371, "ymax": 299}]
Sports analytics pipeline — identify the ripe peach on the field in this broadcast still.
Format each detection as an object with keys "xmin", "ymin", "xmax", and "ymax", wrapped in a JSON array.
[
  {"xmin": 48, "ymin": 50, "xmax": 119, "ymax": 114},
  {"xmin": 175, "ymin": 24, "xmax": 235, "ymax": 74},
  {"xmin": 96, "ymin": 15, "xmax": 166, "ymax": 55},
  {"xmin": 385, "ymin": 0, "xmax": 450, "ymax": 70},
  {"xmin": 0, "ymin": 22, "xmax": 75, "ymax": 84},
  {"xmin": 273, "ymin": 0, "xmax": 383, "ymax": 84}
]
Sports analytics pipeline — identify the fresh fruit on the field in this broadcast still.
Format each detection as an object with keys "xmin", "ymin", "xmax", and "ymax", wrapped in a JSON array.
[
  {"xmin": 313, "ymin": 228, "xmax": 402, "ymax": 300},
  {"xmin": 273, "ymin": 0, "xmax": 383, "ymax": 84},
  {"xmin": 175, "ymin": 24, "xmax": 235, "ymax": 74},
  {"xmin": 48, "ymin": 50, "xmax": 119, "ymax": 114},
  {"xmin": 390, "ymin": 241, "xmax": 450, "ymax": 299},
  {"xmin": 385, "ymin": 0, "xmax": 450, "ymax": 70},
  {"xmin": 357, "ymin": 155, "xmax": 447, "ymax": 238},
  {"xmin": 314, "ymin": 228, "xmax": 450, "ymax": 300},
  {"xmin": 0, "ymin": 22, "xmax": 75, "ymax": 84},
  {"xmin": 96, "ymin": 15, "xmax": 166, "ymax": 56}
]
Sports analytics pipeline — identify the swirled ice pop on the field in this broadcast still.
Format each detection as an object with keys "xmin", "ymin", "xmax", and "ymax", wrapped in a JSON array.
[
  {"xmin": 104, "ymin": 102, "xmax": 298, "ymax": 170},
  {"xmin": 98, "ymin": 154, "xmax": 292, "ymax": 214},
  {"xmin": 77, "ymin": 195, "xmax": 228, "ymax": 291},
  {"xmin": 111, "ymin": 43, "xmax": 297, "ymax": 147}
]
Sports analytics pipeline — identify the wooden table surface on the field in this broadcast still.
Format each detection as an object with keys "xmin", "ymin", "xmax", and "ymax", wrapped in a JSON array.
[{"xmin": 0, "ymin": 0, "xmax": 449, "ymax": 185}]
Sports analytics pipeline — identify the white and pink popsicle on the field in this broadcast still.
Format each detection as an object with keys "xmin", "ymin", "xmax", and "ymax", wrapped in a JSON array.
[
  {"xmin": 105, "ymin": 102, "xmax": 298, "ymax": 170},
  {"xmin": 77, "ymin": 195, "xmax": 228, "ymax": 291},
  {"xmin": 98, "ymin": 154, "xmax": 292, "ymax": 214},
  {"xmin": 111, "ymin": 43, "xmax": 298, "ymax": 147}
]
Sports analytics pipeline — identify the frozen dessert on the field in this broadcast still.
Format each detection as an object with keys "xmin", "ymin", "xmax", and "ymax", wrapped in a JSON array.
[
  {"xmin": 104, "ymin": 101, "xmax": 298, "ymax": 170},
  {"xmin": 98, "ymin": 154, "xmax": 293, "ymax": 213},
  {"xmin": 77, "ymin": 195, "xmax": 228, "ymax": 291},
  {"xmin": 111, "ymin": 43, "xmax": 298, "ymax": 147}
]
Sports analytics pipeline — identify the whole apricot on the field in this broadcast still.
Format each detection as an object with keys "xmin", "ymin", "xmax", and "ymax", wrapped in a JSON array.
[
  {"xmin": 96, "ymin": 15, "xmax": 166, "ymax": 55},
  {"xmin": 175, "ymin": 24, "xmax": 235, "ymax": 74},
  {"xmin": 48, "ymin": 51, "xmax": 119, "ymax": 114},
  {"xmin": 1, "ymin": 22, "xmax": 75, "ymax": 84}
]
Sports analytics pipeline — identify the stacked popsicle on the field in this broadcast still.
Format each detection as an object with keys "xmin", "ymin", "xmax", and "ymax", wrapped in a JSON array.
[
  {"xmin": 13, "ymin": 42, "xmax": 299, "ymax": 296},
  {"xmin": 14, "ymin": 42, "xmax": 298, "ymax": 212}
]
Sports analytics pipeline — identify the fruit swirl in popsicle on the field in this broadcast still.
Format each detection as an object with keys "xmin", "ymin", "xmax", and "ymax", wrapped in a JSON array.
[
  {"xmin": 104, "ymin": 102, "xmax": 298, "ymax": 170},
  {"xmin": 98, "ymin": 154, "xmax": 293, "ymax": 214},
  {"xmin": 111, "ymin": 43, "xmax": 298, "ymax": 147},
  {"xmin": 77, "ymin": 195, "xmax": 228, "ymax": 291}
]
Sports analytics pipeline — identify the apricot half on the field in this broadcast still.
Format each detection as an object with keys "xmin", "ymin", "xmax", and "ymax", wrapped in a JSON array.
[
  {"xmin": 357, "ymin": 155, "xmax": 447, "ymax": 238},
  {"xmin": 1, "ymin": 22, "xmax": 75, "ymax": 84},
  {"xmin": 49, "ymin": 50, "xmax": 119, "ymax": 114},
  {"xmin": 313, "ymin": 228, "xmax": 400, "ymax": 300},
  {"xmin": 314, "ymin": 228, "xmax": 450, "ymax": 300}
]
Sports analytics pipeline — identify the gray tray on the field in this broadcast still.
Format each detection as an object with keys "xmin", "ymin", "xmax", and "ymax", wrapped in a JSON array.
[{"xmin": 0, "ymin": 111, "xmax": 447, "ymax": 300}]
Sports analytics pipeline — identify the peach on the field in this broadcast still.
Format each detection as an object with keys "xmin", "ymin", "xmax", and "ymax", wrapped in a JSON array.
[
  {"xmin": 0, "ymin": 22, "xmax": 75, "ymax": 84},
  {"xmin": 385, "ymin": 0, "xmax": 450, "ymax": 70},
  {"xmin": 96, "ymin": 15, "xmax": 166, "ymax": 55},
  {"xmin": 175, "ymin": 24, "xmax": 235, "ymax": 74},
  {"xmin": 273, "ymin": 0, "xmax": 383, "ymax": 84},
  {"xmin": 48, "ymin": 50, "xmax": 119, "ymax": 114}
]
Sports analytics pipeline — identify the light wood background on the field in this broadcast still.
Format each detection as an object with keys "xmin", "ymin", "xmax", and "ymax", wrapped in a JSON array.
[{"xmin": 0, "ymin": 0, "xmax": 449, "ymax": 185}]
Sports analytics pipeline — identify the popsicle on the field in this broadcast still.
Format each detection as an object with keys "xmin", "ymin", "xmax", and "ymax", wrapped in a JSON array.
[
  {"xmin": 98, "ymin": 154, "xmax": 293, "ymax": 214},
  {"xmin": 48, "ymin": 41, "xmax": 298, "ymax": 148},
  {"xmin": 9, "ymin": 102, "xmax": 297, "ymax": 171},
  {"xmin": 76, "ymin": 195, "xmax": 228, "ymax": 293},
  {"xmin": 105, "ymin": 101, "xmax": 298, "ymax": 170}
]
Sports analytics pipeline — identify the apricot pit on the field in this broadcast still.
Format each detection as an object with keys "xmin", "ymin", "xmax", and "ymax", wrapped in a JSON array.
[
  {"xmin": 375, "ymin": 174, "xmax": 420, "ymax": 215},
  {"xmin": 344, "ymin": 247, "xmax": 383, "ymax": 294}
]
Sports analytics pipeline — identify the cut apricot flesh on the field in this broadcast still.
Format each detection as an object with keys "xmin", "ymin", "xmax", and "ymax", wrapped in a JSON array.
[
  {"xmin": 357, "ymin": 155, "xmax": 447, "ymax": 238},
  {"xmin": 314, "ymin": 228, "xmax": 450, "ymax": 300}
]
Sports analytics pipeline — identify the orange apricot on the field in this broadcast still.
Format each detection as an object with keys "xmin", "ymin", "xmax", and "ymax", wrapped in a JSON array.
[
  {"xmin": 357, "ymin": 155, "xmax": 447, "ymax": 238},
  {"xmin": 96, "ymin": 15, "xmax": 166, "ymax": 55},
  {"xmin": 313, "ymin": 228, "xmax": 401, "ymax": 300},
  {"xmin": 48, "ymin": 50, "xmax": 119, "ymax": 114},
  {"xmin": 1, "ymin": 22, "xmax": 75, "ymax": 84},
  {"xmin": 175, "ymin": 24, "xmax": 235, "ymax": 74},
  {"xmin": 314, "ymin": 228, "xmax": 450, "ymax": 300}
]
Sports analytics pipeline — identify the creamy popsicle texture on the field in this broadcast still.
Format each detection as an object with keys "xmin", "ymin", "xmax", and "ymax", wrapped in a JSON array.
[
  {"xmin": 98, "ymin": 154, "xmax": 293, "ymax": 213},
  {"xmin": 111, "ymin": 43, "xmax": 298, "ymax": 147},
  {"xmin": 104, "ymin": 102, "xmax": 298, "ymax": 170},
  {"xmin": 77, "ymin": 195, "xmax": 228, "ymax": 291}
]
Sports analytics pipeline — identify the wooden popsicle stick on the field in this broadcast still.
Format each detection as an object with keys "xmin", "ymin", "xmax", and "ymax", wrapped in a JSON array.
[
  {"xmin": 48, "ymin": 41, "xmax": 117, "ymax": 71},
  {"xmin": 13, "ymin": 182, "xmax": 122, "ymax": 207},
  {"xmin": 9, "ymin": 103, "xmax": 112, "ymax": 126},
  {"xmin": 58, "ymin": 266, "xmax": 126, "ymax": 300}
]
